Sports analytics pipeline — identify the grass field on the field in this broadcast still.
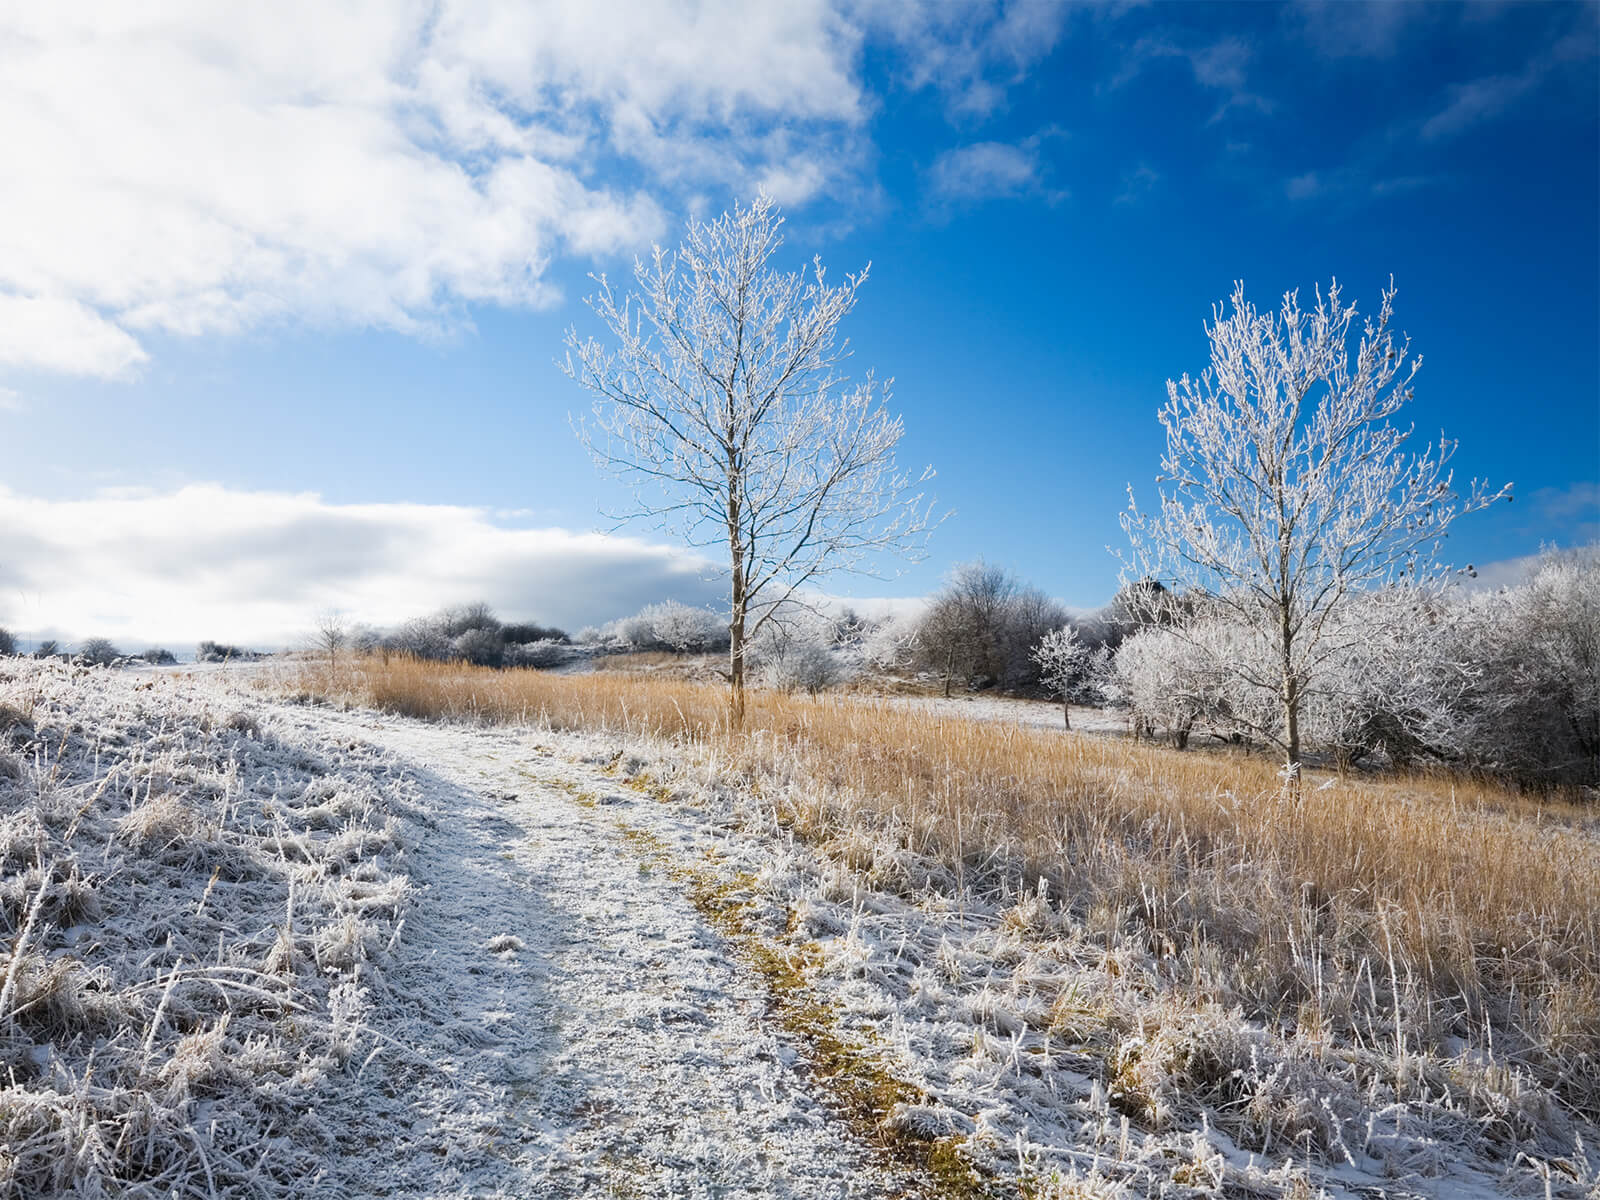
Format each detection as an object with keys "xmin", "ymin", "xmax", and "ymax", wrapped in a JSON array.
[{"xmin": 291, "ymin": 653, "xmax": 1600, "ymax": 1131}]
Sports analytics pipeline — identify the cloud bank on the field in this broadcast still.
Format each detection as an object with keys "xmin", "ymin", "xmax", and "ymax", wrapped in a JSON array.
[
  {"xmin": 0, "ymin": 485, "xmax": 726, "ymax": 649},
  {"xmin": 0, "ymin": 2, "xmax": 875, "ymax": 380}
]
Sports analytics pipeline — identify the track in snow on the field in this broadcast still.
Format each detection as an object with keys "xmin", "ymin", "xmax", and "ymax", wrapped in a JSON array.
[{"xmin": 289, "ymin": 704, "xmax": 927, "ymax": 1199}]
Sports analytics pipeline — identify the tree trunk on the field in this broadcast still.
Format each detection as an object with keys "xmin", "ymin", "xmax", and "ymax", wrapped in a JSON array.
[
  {"xmin": 1278, "ymin": 598, "xmax": 1302, "ymax": 784},
  {"xmin": 729, "ymin": 622, "xmax": 746, "ymax": 729},
  {"xmin": 1061, "ymin": 698, "xmax": 1070, "ymax": 730},
  {"xmin": 728, "ymin": 592, "xmax": 747, "ymax": 731},
  {"xmin": 943, "ymin": 644, "xmax": 954, "ymax": 699},
  {"xmin": 727, "ymin": 467, "xmax": 746, "ymax": 730}
]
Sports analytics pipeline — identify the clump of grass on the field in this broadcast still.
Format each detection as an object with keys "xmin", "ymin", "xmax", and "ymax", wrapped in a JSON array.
[
  {"xmin": 292, "ymin": 654, "xmax": 1600, "ymax": 1124},
  {"xmin": 0, "ymin": 658, "xmax": 411, "ymax": 1199}
]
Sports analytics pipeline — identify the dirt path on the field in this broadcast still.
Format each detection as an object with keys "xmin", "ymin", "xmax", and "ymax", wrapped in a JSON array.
[{"xmin": 279, "ymin": 703, "xmax": 921, "ymax": 1199}]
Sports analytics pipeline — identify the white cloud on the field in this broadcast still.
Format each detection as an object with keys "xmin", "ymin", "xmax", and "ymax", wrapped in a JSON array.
[
  {"xmin": 0, "ymin": 484, "xmax": 726, "ymax": 648},
  {"xmin": 1420, "ymin": 17, "xmax": 1597, "ymax": 141},
  {"xmin": 854, "ymin": 0, "xmax": 1075, "ymax": 118},
  {"xmin": 1289, "ymin": 0, "xmax": 1430, "ymax": 60},
  {"xmin": 0, "ymin": 295, "xmax": 148, "ymax": 380},
  {"xmin": 1112, "ymin": 34, "xmax": 1274, "ymax": 123},
  {"xmin": 0, "ymin": 2, "xmax": 879, "ymax": 380},
  {"xmin": 926, "ymin": 129, "xmax": 1067, "ymax": 205},
  {"xmin": 928, "ymin": 142, "xmax": 1039, "ymax": 199}
]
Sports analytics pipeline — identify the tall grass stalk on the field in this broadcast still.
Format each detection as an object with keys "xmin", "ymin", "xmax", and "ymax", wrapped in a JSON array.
[{"xmin": 293, "ymin": 654, "xmax": 1600, "ymax": 1116}]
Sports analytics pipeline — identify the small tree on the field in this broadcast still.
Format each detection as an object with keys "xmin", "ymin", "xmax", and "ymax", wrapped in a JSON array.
[
  {"xmin": 566, "ymin": 194, "xmax": 935, "ymax": 726},
  {"xmin": 80, "ymin": 638, "xmax": 121, "ymax": 666},
  {"xmin": 1032, "ymin": 625, "xmax": 1087, "ymax": 728},
  {"xmin": 1121, "ymin": 278, "xmax": 1508, "ymax": 778},
  {"xmin": 0, "ymin": 628, "xmax": 15, "ymax": 657},
  {"xmin": 315, "ymin": 610, "xmax": 347, "ymax": 671}
]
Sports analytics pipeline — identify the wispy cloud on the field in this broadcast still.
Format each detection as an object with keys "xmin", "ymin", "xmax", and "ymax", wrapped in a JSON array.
[
  {"xmin": 1114, "ymin": 163, "xmax": 1160, "ymax": 205},
  {"xmin": 1420, "ymin": 17, "xmax": 1597, "ymax": 141},
  {"xmin": 1112, "ymin": 33, "xmax": 1274, "ymax": 123},
  {"xmin": 1288, "ymin": 0, "xmax": 1433, "ymax": 60},
  {"xmin": 925, "ymin": 129, "xmax": 1067, "ymax": 207},
  {"xmin": 0, "ymin": 484, "xmax": 724, "ymax": 647},
  {"xmin": 1525, "ymin": 481, "xmax": 1600, "ymax": 544},
  {"xmin": 1283, "ymin": 166, "xmax": 1445, "ymax": 204},
  {"xmin": 860, "ymin": 0, "xmax": 1076, "ymax": 118},
  {"xmin": 928, "ymin": 141, "xmax": 1037, "ymax": 200}
]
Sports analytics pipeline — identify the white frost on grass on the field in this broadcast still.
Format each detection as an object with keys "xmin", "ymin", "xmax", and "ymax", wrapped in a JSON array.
[
  {"xmin": 340, "ymin": 706, "xmax": 1591, "ymax": 1200},
  {"xmin": 16, "ymin": 656, "xmax": 1591, "ymax": 1198},
  {"xmin": 246, "ymin": 702, "xmax": 920, "ymax": 1198},
  {"xmin": 0, "ymin": 659, "xmax": 412, "ymax": 1199}
]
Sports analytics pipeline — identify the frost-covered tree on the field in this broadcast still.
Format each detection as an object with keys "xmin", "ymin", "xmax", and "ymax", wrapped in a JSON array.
[
  {"xmin": 1452, "ymin": 545, "xmax": 1600, "ymax": 784},
  {"xmin": 79, "ymin": 637, "xmax": 121, "ymax": 666},
  {"xmin": 1299, "ymin": 586, "xmax": 1476, "ymax": 772},
  {"xmin": 566, "ymin": 194, "xmax": 935, "ymax": 726},
  {"xmin": 1121, "ymin": 278, "xmax": 1508, "ymax": 776},
  {"xmin": 1032, "ymin": 625, "xmax": 1087, "ymax": 728}
]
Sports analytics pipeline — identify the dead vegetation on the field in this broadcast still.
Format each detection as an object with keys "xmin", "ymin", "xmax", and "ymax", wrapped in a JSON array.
[
  {"xmin": 0, "ymin": 660, "xmax": 411, "ymax": 1199},
  {"xmin": 291, "ymin": 653, "xmax": 1600, "ymax": 1155}
]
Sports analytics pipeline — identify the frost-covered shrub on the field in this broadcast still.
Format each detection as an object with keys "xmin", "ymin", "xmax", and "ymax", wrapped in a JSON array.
[
  {"xmin": 385, "ymin": 617, "xmax": 451, "ymax": 661},
  {"xmin": 0, "ymin": 628, "xmax": 15, "ymax": 657},
  {"xmin": 641, "ymin": 601, "xmax": 726, "ymax": 653},
  {"xmin": 1103, "ymin": 556, "xmax": 1600, "ymax": 783},
  {"xmin": 451, "ymin": 627, "xmax": 504, "ymax": 668},
  {"xmin": 757, "ymin": 638, "xmax": 843, "ymax": 693},
  {"xmin": 504, "ymin": 639, "xmax": 570, "ymax": 669},
  {"xmin": 376, "ymin": 605, "xmax": 574, "ymax": 670},
  {"xmin": 500, "ymin": 621, "xmax": 569, "ymax": 645},
  {"xmin": 34, "ymin": 639, "xmax": 59, "ymax": 659},
  {"xmin": 748, "ymin": 609, "xmax": 851, "ymax": 693},
  {"xmin": 195, "ymin": 640, "xmax": 260, "ymax": 663},
  {"xmin": 589, "ymin": 600, "xmax": 728, "ymax": 653},
  {"xmin": 1449, "ymin": 545, "xmax": 1600, "ymax": 784},
  {"xmin": 350, "ymin": 627, "xmax": 384, "ymax": 656},
  {"xmin": 1297, "ymin": 588, "xmax": 1472, "ymax": 771},
  {"xmin": 78, "ymin": 638, "xmax": 121, "ymax": 666},
  {"xmin": 140, "ymin": 647, "xmax": 177, "ymax": 665},
  {"xmin": 438, "ymin": 601, "xmax": 500, "ymax": 639},
  {"xmin": 1111, "ymin": 628, "xmax": 1211, "ymax": 748},
  {"xmin": 858, "ymin": 613, "xmax": 918, "ymax": 672}
]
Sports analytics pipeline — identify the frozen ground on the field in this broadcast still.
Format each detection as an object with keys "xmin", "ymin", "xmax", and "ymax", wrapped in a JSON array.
[{"xmin": 2, "ymin": 660, "xmax": 1593, "ymax": 1198}]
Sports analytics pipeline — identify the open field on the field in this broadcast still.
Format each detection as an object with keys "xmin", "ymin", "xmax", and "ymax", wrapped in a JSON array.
[
  {"xmin": 4, "ymin": 653, "xmax": 1596, "ymax": 1197},
  {"xmin": 276, "ymin": 652, "xmax": 1599, "ymax": 1196}
]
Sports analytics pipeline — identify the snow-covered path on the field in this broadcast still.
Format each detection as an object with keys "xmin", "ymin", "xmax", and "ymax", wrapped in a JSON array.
[{"xmin": 283, "ymin": 703, "xmax": 921, "ymax": 1199}]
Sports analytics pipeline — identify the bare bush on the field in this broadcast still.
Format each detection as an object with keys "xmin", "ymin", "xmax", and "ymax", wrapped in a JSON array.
[{"xmin": 917, "ymin": 562, "xmax": 1070, "ymax": 695}]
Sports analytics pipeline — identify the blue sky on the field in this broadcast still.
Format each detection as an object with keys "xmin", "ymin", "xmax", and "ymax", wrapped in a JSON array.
[{"xmin": 0, "ymin": 1, "xmax": 1595, "ymax": 646}]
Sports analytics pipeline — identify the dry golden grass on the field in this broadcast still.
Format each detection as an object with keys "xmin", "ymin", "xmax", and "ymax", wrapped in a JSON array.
[
  {"xmin": 588, "ymin": 650, "xmax": 688, "ymax": 671},
  {"xmin": 293, "ymin": 654, "xmax": 1600, "ymax": 1115}
]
